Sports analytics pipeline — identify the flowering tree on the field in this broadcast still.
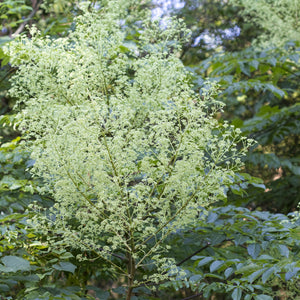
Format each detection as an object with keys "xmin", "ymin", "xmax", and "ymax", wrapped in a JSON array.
[{"xmin": 5, "ymin": 1, "xmax": 252, "ymax": 298}]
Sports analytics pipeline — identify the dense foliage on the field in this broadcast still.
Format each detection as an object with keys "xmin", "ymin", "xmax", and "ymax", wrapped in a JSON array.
[
  {"xmin": 0, "ymin": 0, "xmax": 299, "ymax": 299},
  {"xmin": 167, "ymin": 0, "xmax": 300, "ymax": 213}
]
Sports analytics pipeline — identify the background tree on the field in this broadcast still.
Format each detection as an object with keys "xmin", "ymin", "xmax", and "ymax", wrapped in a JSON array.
[{"xmin": 165, "ymin": 0, "xmax": 300, "ymax": 213}]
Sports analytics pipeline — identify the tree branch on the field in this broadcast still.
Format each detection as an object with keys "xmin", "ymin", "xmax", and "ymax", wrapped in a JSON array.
[
  {"xmin": 181, "ymin": 292, "xmax": 203, "ymax": 300},
  {"xmin": 176, "ymin": 238, "xmax": 234, "ymax": 266},
  {"xmin": 176, "ymin": 243, "xmax": 211, "ymax": 267},
  {"xmin": 12, "ymin": 0, "xmax": 43, "ymax": 38}
]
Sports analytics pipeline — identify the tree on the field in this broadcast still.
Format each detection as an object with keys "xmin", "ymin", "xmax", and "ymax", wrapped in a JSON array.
[
  {"xmin": 4, "ymin": 1, "xmax": 253, "ymax": 298},
  {"xmin": 169, "ymin": 0, "xmax": 300, "ymax": 213},
  {"xmin": 230, "ymin": 0, "xmax": 300, "ymax": 48}
]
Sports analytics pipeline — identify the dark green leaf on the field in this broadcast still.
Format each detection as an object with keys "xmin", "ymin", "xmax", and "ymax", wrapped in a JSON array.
[
  {"xmin": 210, "ymin": 260, "xmax": 224, "ymax": 272},
  {"xmin": 285, "ymin": 269, "xmax": 299, "ymax": 281},
  {"xmin": 224, "ymin": 267, "xmax": 234, "ymax": 278},
  {"xmin": 247, "ymin": 243, "xmax": 261, "ymax": 259},
  {"xmin": 189, "ymin": 274, "xmax": 202, "ymax": 283},
  {"xmin": 197, "ymin": 257, "xmax": 214, "ymax": 267},
  {"xmin": 112, "ymin": 286, "xmax": 126, "ymax": 294},
  {"xmin": 52, "ymin": 262, "xmax": 76, "ymax": 273},
  {"xmin": 254, "ymin": 295, "xmax": 273, "ymax": 300},
  {"xmin": 0, "ymin": 284, "xmax": 9, "ymax": 292},
  {"xmin": 232, "ymin": 287, "xmax": 242, "ymax": 300},
  {"xmin": 248, "ymin": 269, "xmax": 265, "ymax": 283},
  {"xmin": 262, "ymin": 267, "xmax": 275, "ymax": 283},
  {"xmin": 278, "ymin": 244, "xmax": 289, "ymax": 258}
]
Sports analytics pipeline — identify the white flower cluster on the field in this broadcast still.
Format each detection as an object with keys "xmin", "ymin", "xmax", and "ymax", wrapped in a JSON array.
[{"xmin": 6, "ymin": 0, "xmax": 253, "ymax": 288}]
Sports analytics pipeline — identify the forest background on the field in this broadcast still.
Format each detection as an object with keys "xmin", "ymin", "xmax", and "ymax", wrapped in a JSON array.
[{"xmin": 0, "ymin": 0, "xmax": 299, "ymax": 299}]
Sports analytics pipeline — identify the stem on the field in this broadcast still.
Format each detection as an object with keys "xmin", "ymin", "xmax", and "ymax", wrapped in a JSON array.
[
  {"xmin": 101, "ymin": 133, "xmax": 125, "ymax": 197},
  {"xmin": 100, "ymin": 132, "xmax": 137, "ymax": 299},
  {"xmin": 77, "ymin": 237, "xmax": 128, "ymax": 276},
  {"xmin": 53, "ymin": 143, "xmax": 101, "ymax": 212},
  {"xmin": 181, "ymin": 293, "xmax": 203, "ymax": 300},
  {"xmin": 126, "ymin": 250, "xmax": 136, "ymax": 300},
  {"xmin": 125, "ymin": 208, "xmax": 136, "ymax": 299},
  {"xmin": 136, "ymin": 225, "xmax": 173, "ymax": 269}
]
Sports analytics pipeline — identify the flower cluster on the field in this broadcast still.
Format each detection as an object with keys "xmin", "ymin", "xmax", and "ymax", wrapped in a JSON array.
[{"xmin": 6, "ymin": 0, "xmax": 253, "ymax": 289}]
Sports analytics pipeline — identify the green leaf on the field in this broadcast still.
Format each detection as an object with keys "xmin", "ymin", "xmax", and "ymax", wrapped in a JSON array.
[
  {"xmin": 204, "ymin": 273, "xmax": 224, "ymax": 280},
  {"xmin": 52, "ymin": 262, "xmax": 76, "ymax": 273},
  {"xmin": 249, "ymin": 60, "xmax": 259, "ymax": 70},
  {"xmin": 247, "ymin": 243, "xmax": 261, "ymax": 259},
  {"xmin": 248, "ymin": 269, "xmax": 265, "ymax": 284},
  {"xmin": 278, "ymin": 244, "xmax": 289, "ymax": 258},
  {"xmin": 0, "ymin": 284, "xmax": 9, "ymax": 292},
  {"xmin": 210, "ymin": 260, "xmax": 224, "ymax": 272},
  {"xmin": 86, "ymin": 286, "xmax": 110, "ymax": 299},
  {"xmin": 267, "ymin": 57, "xmax": 276, "ymax": 66},
  {"xmin": 224, "ymin": 267, "xmax": 234, "ymax": 278},
  {"xmin": 254, "ymin": 295, "xmax": 273, "ymax": 300},
  {"xmin": 207, "ymin": 212, "xmax": 218, "ymax": 223},
  {"xmin": 251, "ymin": 183, "xmax": 266, "ymax": 189},
  {"xmin": 262, "ymin": 267, "xmax": 275, "ymax": 283},
  {"xmin": 234, "ymin": 234, "xmax": 250, "ymax": 245},
  {"xmin": 210, "ymin": 233, "xmax": 226, "ymax": 245},
  {"xmin": 112, "ymin": 287, "xmax": 126, "ymax": 294},
  {"xmin": 285, "ymin": 269, "xmax": 299, "ymax": 281},
  {"xmin": 1, "ymin": 256, "xmax": 31, "ymax": 272},
  {"xmin": 189, "ymin": 274, "xmax": 202, "ymax": 283},
  {"xmin": 232, "ymin": 287, "xmax": 242, "ymax": 300},
  {"xmin": 197, "ymin": 257, "xmax": 214, "ymax": 267}
]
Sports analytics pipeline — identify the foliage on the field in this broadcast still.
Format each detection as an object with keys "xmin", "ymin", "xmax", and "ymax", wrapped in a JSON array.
[
  {"xmin": 4, "ymin": 0, "xmax": 255, "ymax": 298},
  {"xmin": 0, "ymin": 135, "xmax": 46, "ymax": 213},
  {"xmin": 163, "ymin": 206, "xmax": 300, "ymax": 299},
  {"xmin": 0, "ymin": 0, "xmax": 32, "ymax": 34},
  {"xmin": 167, "ymin": 0, "xmax": 263, "ymax": 64},
  {"xmin": 0, "ymin": 0, "xmax": 77, "ymax": 39},
  {"xmin": 166, "ymin": 0, "xmax": 300, "ymax": 213},
  {"xmin": 0, "ymin": 136, "xmax": 61, "ymax": 299},
  {"xmin": 192, "ymin": 41, "xmax": 300, "ymax": 212}
]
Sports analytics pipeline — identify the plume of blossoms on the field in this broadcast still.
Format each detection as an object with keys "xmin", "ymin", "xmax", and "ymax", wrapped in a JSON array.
[{"xmin": 5, "ymin": 0, "xmax": 253, "ymax": 297}]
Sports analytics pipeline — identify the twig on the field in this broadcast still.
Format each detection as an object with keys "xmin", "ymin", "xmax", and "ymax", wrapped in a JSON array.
[
  {"xmin": 181, "ymin": 292, "xmax": 203, "ymax": 300},
  {"xmin": 176, "ymin": 238, "xmax": 234, "ymax": 266}
]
